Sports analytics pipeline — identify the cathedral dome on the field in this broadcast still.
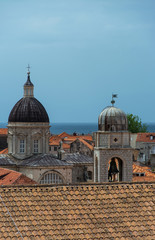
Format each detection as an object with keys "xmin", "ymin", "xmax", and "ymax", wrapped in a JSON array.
[
  {"xmin": 8, "ymin": 97, "xmax": 49, "ymax": 122},
  {"xmin": 98, "ymin": 106, "xmax": 128, "ymax": 132},
  {"xmin": 8, "ymin": 71, "xmax": 49, "ymax": 123}
]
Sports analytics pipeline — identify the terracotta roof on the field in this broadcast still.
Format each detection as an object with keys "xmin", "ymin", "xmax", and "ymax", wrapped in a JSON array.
[
  {"xmin": 133, "ymin": 163, "xmax": 155, "ymax": 182},
  {"xmin": 79, "ymin": 135, "xmax": 93, "ymax": 141},
  {"xmin": 0, "ymin": 182, "xmax": 154, "ymax": 239},
  {"xmin": 63, "ymin": 135, "xmax": 93, "ymax": 142},
  {"xmin": 49, "ymin": 139, "xmax": 60, "ymax": 146},
  {"xmin": 76, "ymin": 138, "xmax": 94, "ymax": 151},
  {"xmin": 0, "ymin": 128, "xmax": 8, "ymax": 135},
  {"xmin": 136, "ymin": 132, "xmax": 155, "ymax": 142},
  {"xmin": 0, "ymin": 168, "xmax": 36, "ymax": 185},
  {"xmin": 58, "ymin": 132, "xmax": 70, "ymax": 138},
  {"xmin": 62, "ymin": 143, "xmax": 70, "ymax": 149},
  {"xmin": 49, "ymin": 133, "xmax": 93, "ymax": 148},
  {"xmin": 0, "ymin": 148, "xmax": 8, "ymax": 154}
]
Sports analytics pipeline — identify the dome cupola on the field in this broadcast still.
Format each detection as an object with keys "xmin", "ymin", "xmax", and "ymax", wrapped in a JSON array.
[
  {"xmin": 7, "ymin": 67, "xmax": 50, "ymax": 160},
  {"xmin": 98, "ymin": 96, "xmax": 128, "ymax": 132}
]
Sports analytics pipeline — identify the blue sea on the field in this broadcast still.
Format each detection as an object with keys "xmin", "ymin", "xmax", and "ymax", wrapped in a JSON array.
[{"xmin": 1, "ymin": 122, "xmax": 155, "ymax": 135}]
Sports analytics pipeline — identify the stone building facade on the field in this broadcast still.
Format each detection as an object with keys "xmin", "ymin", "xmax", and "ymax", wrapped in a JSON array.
[
  {"xmin": 70, "ymin": 138, "xmax": 93, "ymax": 156},
  {"xmin": 136, "ymin": 133, "xmax": 155, "ymax": 166},
  {"xmin": 0, "ymin": 70, "xmax": 93, "ymax": 185}
]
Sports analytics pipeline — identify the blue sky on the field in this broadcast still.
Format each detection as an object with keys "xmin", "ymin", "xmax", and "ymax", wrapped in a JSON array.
[{"xmin": 0, "ymin": 0, "xmax": 155, "ymax": 123}]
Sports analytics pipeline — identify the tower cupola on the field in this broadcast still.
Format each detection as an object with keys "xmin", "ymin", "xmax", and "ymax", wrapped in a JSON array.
[{"xmin": 24, "ymin": 71, "xmax": 34, "ymax": 97}]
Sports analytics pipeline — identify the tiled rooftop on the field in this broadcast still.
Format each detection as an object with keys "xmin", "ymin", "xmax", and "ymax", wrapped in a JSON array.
[
  {"xmin": 0, "ymin": 148, "xmax": 8, "ymax": 154},
  {"xmin": 137, "ymin": 132, "xmax": 155, "ymax": 142},
  {"xmin": 0, "ymin": 182, "xmax": 154, "ymax": 239},
  {"xmin": 49, "ymin": 133, "xmax": 93, "ymax": 146},
  {"xmin": 58, "ymin": 132, "xmax": 70, "ymax": 138},
  {"xmin": 0, "ymin": 155, "xmax": 16, "ymax": 166},
  {"xmin": 133, "ymin": 163, "xmax": 155, "ymax": 182},
  {"xmin": 18, "ymin": 154, "xmax": 71, "ymax": 167},
  {"xmin": 62, "ymin": 143, "xmax": 70, "ymax": 149},
  {"xmin": 0, "ymin": 128, "xmax": 8, "ymax": 135},
  {"xmin": 0, "ymin": 168, "xmax": 36, "ymax": 185},
  {"xmin": 76, "ymin": 138, "xmax": 94, "ymax": 150},
  {"xmin": 65, "ymin": 153, "xmax": 93, "ymax": 164}
]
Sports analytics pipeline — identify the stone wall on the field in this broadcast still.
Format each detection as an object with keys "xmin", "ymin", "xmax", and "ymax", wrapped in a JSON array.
[
  {"xmin": 70, "ymin": 139, "xmax": 93, "ymax": 156},
  {"xmin": 19, "ymin": 166, "xmax": 73, "ymax": 184},
  {"xmin": 72, "ymin": 164, "xmax": 93, "ymax": 183},
  {"xmin": 8, "ymin": 122, "xmax": 50, "ymax": 159}
]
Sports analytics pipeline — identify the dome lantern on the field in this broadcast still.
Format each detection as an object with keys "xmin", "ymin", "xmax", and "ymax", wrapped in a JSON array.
[{"xmin": 24, "ymin": 67, "xmax": 34, "ymax": 98}]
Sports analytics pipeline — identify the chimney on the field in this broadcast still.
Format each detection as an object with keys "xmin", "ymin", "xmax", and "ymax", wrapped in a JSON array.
[{"xmin": 57, "ymin": 141, "xmax": 65, "ymax": 160}]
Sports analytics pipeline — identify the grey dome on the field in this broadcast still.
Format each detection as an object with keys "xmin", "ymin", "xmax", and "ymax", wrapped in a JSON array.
[
  {"xmin": 8, "ymin": 97, "xmax": 49, "ymax": 122},
  {"xmin": 98, "ymin": 106, "xmax": 128, "ymax": 131}
]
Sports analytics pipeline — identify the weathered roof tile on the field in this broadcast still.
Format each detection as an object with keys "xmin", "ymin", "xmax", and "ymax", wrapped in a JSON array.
[{"xmin": 0, "ymin": 182, "xmax": 154, "ymax": 239}]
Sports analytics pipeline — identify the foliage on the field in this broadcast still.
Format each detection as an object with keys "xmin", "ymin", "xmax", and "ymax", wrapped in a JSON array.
[{"xmin": 127, "ymin": 114, "xmax": 147, "ymax": 133}]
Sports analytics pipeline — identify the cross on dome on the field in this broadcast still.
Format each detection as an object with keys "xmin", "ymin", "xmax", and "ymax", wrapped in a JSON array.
[{"xmin": 27, "ymin": 64, "xmax": 30, "ymax": 75}]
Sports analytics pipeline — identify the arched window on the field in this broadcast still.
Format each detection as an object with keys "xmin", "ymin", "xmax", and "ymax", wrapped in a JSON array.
[
  {"xmin": 108, "ymin": 157, "xmax": 123, "ymax": 182},
  {"xmin": 40, "ymin": 171, "xmax": 63, "ymax": 184}
]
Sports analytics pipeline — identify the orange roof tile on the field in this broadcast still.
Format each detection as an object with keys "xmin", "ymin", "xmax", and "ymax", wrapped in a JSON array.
[
  {"xmin": 49, "ymin": 139, "xmax": 60, "ymax": 146},
  {"xmin": 0, "ymin": 168, "xmax": 36, "ymax": 185},
  {"xmin": 72, "ymin": 138, "xmax": 94, "ymax": 151},
  {"xmin": 133, "ymin": 176, "xmax": 155, "ymax": 182},
  {"xmin": 62, "ymin": 143, "xmax": 70, "ymax": 149},
  {"xmin": 58, "ymin": 132, "xmax": 70, "ymax": 138},
  {"xmin": 49, "ymin": 133, "xmax": 93, "ymax": 148},
  {"xmin": 136, "ymin": 132, "xmax": 155, "ymax": 142},
  {"xmin": 0, "ymin": 148, "xmax": 8, "ymax": 154},
  {"xmin": 79, "ymin": 135, "xmax": 93, "ymax": 141},
  {"xmin": 133, "ymin": 163, "xmax": 155, "ymax": 182},
  {"xmin": 0, "ymin": 182, "xmax": 154, "ymax": 239},
  {"xmin": 0, "ymin": 128, "xmax": 8, "ymax": 135}
]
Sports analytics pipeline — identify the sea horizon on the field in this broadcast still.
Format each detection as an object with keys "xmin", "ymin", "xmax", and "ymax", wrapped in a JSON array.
[{"xmin": 1, "ymin": 122, "xmax": 155, "ymax": 135}]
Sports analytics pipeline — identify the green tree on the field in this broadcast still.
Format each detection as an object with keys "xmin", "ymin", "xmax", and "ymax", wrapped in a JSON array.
[{"xmin": 127, "ymin": 114, "xmax": 147, "ymax": 133}]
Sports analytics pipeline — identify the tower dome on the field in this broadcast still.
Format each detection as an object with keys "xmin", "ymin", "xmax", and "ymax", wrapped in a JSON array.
[
  {"xmin": 98, "ymin": 106, "xmax": 128, "ymax": 132},
  {"xmin": 8, "ymin": 72, "xmax": 49, "ymax": 123}
]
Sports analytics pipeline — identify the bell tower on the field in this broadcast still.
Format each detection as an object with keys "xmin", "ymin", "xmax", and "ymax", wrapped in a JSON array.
[{"xmin": 94, "ymin": 96, "xmax": 133, "ymax": 182}]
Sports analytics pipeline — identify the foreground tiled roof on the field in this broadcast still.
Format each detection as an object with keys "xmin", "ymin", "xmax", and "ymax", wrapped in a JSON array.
[
  {"xmin": 137, "ymin": 132, "xmax": 155, "ymax": 142},
  {"xmin": 0, "ymin": 128, "xmax": 8, "ymax": 135},
  {"xmin": 0, "ymin": 168, "xmax": 36, "ymax": 185},
  {"xmin": 0, "ymin": 182, "xmax": 154, "ymax": 239}
]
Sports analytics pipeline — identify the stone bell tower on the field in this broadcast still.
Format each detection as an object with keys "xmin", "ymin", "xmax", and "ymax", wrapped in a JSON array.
[{"xmin": 94, "ymin": 96, "xmax": 133, "ymax": 182}]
